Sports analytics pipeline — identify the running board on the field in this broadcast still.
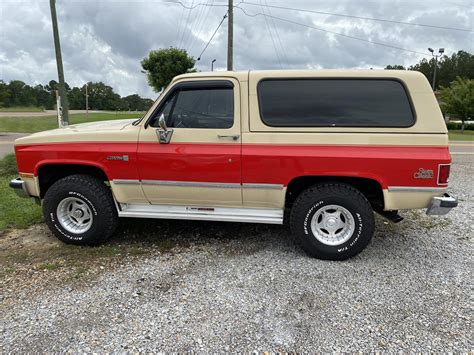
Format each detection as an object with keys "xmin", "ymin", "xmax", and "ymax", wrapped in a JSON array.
[{"xmin": 118, "ymin": 204, "xmax": 284, "ymax": 224}]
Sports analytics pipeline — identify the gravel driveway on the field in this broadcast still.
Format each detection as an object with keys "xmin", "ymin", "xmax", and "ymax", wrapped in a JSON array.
[{"xmin": 1, "ymin": 156, "xmax": 472, "ymax": 352}]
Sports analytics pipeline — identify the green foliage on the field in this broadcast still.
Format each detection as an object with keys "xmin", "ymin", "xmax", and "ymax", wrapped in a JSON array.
[
  {"xmin": 0, "ymin": 111, "xmax": 143, "ymax": 133},
  {"xmin": 446, "ymin": 121, "xmax": 474, "ymax": 130},
  {"xmin": 141, "ymin": 47, "xmax": 196, "ymax": 92},
  {"xmin": 385, "ymin": 50, "xmax": 474, "ymax": 90},
  {"xmin": 448, "ymin": 130, "xmax": 474, "ymax": 141},
  {"xmin": 440, "ymin": 77, "xmax": 474, "ymax": 131},
  {"xmin": 0, "ymin": 154, "xmax": 43, "ymax": 231},
  {"xmin": 0, "ymin": 154, "xmax": 17, "ymax": 176},
  {"xmin": 385, "ymin": 65, "xmax": 406, "ymax": 70},
  {"xmin": 0, "ymin": 80, "xmax": 153, "ymax": 111}
]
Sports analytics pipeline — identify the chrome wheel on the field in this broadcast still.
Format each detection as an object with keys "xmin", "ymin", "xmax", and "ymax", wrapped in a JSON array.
[
  {"xmin": 57, "ymin": 197, "xmax": 93, "ymax": 234},
  {"xmin": 310, "ymin": 204, "xmax": 355, "ymax": 246}
]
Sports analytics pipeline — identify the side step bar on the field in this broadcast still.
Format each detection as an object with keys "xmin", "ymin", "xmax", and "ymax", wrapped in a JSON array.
[
  {"xmin": 377, "ymin": 210, "xmax": 404, "ymax": 223},
  {"xmin": 118, "ymin": 204, "xmax": 284, "ymax": 225}
]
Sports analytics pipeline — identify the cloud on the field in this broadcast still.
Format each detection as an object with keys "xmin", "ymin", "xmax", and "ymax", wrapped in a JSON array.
[{"xmin": 0, "ymin": 0, "xmax": 472, "ymax": 99}]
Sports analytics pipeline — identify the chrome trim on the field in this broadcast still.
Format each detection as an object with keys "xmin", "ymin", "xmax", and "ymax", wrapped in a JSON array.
[
  {"xmin": 141, "ymin": 180, "xmax": 241, "ymax": 188},
  {"xmin": 426, "ymin": 193, "xmax": 458, "ymax": 215},
  {"xmin": 437, "ymin": 163, "xmax": 450, "ymax": 186},
  {"xmin": 387, "ymin": 186, "xmax": 447, "ymax": 193},
  {"xmin": 112, "ymin": 179, "xmax": 141, "ymax": 185},
  {"xmin": 242, "ymin": 183, "xmax": 284, "ymax": 190},
  {"xmin": 9, "ymin": 177, "xmax": 29, "ymax": 198},
  {"xmin": 112, "ymin": 179, "xmax": 284, "ymax": 190},
  {"xmin": 118, "ymin": 204, "xmax": 283, "ymax": 224}
]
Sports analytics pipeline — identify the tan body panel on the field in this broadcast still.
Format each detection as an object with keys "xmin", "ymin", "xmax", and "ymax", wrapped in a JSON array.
[{"xmin": 14, "ymin": 70, "xmax": 450, "ymax": 213}]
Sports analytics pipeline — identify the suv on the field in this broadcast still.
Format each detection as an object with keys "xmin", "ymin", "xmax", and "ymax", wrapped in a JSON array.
[{"xmin": 10, "ymin": 70, "xmax": 457, "ymax": 260}]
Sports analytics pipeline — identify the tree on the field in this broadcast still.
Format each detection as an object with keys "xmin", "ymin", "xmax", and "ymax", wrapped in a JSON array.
[
  {"xmin": 385, "ymin": 65, "xmax": 406, "ymax": 70},
  {"xmin": 386, "ymin": 51, "xmax": 474, "ymax": 90},
  {"xmin": 439, "ymin": 77, "xmax": 474, "ymax": 132},
  {"xmin": 141, "ymin": 47, "xmax": 196, "ymax": 92},
  {"xmin": 121, "ymin": 94, "xmax": 153, "ymax": 111},
  {"xmin": 0, "ymin": 81, "xmax": 10, "ymax": 107}
]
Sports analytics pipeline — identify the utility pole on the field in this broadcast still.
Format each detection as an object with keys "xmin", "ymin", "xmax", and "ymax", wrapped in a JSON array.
[
  {"xmin": 227, "ymin": 0, "xmax": 233, "ymax": 71},
  {"xmin": 49, "ymin": 0, "xmax": 69, "ymax": 125},
  {"xmin": 428, "ymin": 47, "xmax": 444, "ymax": 91},
  {"xmin": 211, "ymin": 59, "xmax": 216, "ymax": 72},
  {"xmin": 85, "ymin": 83, "xmax": 89, "ymax": 118}
]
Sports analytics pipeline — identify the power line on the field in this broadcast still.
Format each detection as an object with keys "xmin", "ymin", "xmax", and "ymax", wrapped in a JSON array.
[
  {"xmin": 179, "ymin": 0, "xmax": 195, "ymax": 48},
  {"xmin": 197, "ymin": 12, "xmax": 228, "ymax": 61},
  {"xmin": 167, "ymin": 0, "xmax": 473, "ymax": 33},
  {"xmin": 235, "ymin": 6, "xmax": 431, "ymax": 56},
  {"xmin": 241, "ymin": 2, "xmax": 473, "ymax": 33},
  {"xmin": 259, "ymin": 0, "xmax": 283, "ymax": 68},
  {"xmin": 264, "ymin": 0, "xmax": 289, "ymax": 67}
]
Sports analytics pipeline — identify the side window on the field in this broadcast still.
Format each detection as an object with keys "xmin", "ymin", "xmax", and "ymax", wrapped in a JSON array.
[
  {"xmin": 258, "ymin": 79, "xmax": 415, "ymax": 127},
  {"xmin": 169, "ymin": 88, "xmax": 234, "ymax": 129}
]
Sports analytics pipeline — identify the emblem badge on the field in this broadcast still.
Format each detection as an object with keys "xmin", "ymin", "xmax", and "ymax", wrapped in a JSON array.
[
  {"xmin": 414, "ymin": 168, "xmax": 433, "ymax": 179},
  {"xmin": 106, "ymin": 155, "xmax": 129, "ymax": 162}
]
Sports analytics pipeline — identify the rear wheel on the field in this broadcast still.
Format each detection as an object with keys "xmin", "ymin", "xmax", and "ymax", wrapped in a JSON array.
[
  {"xmin": 43, "ymin": 174, "xmax": 118, "ymax": 245},
  {"xmin": 290, "ymin": 183, "xmax": 375, "ymax": 260}
]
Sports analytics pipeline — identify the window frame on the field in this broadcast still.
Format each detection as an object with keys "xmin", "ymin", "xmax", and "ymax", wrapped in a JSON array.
[
  {"xmin": 256, "ymin": 77, "xmax": 417, "ymax": 128},
  {"xmin": 146, "ymin": 80, "xmax": 235, "ymax": 129}
]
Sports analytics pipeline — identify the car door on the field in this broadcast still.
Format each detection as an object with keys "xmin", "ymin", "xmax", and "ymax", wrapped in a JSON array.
[{"xmin": 137, "ymin": 78, "xmax": 242, "ymax": 207}]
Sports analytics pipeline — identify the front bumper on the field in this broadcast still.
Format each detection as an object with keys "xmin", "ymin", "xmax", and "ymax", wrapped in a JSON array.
[
  {"xmin": 426, "ymin": 193, "xmax": 458, "ymax": 215},
  {"xmin": 9, "ymin": 177, "xmax": 29, "ymax": 198}
]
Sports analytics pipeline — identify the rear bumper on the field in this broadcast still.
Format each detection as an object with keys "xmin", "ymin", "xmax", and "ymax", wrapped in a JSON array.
[
  {"xmin": 9, "ymin": 177, "xmax": 29, "ymax": 198},
  {"xmin": 426, "ymin": 193, "xmax": 458, "ymax": 215}
]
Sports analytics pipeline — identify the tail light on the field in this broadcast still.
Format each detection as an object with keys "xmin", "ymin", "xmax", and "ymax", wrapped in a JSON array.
[{"xmin": 438, "ymin": 164, "xmax": 450, "ymax": 185}]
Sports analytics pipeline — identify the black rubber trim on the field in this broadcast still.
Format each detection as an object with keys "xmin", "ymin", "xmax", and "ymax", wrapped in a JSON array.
[
  {"xmin": 256, "ymin": 77, "xmax": 417, "ymax": 128},
  {"xmin": 440, "ymin": 193, "xmax": 458, "ymax": 208}
]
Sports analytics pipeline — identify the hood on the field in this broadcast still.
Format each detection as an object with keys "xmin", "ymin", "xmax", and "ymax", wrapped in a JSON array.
[
  {"xmin": 15, "ymin": 118, "xmax": 140, "ymax": 145},
  {"xmin": 67, "ymin": 118, "xmax": 136, "ymax": 131}
]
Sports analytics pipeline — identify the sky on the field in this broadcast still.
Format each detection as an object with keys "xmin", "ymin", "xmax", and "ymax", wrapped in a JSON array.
[{"xmin": 0, "ymin": 0, "xmax": 472, "ymax": 99}]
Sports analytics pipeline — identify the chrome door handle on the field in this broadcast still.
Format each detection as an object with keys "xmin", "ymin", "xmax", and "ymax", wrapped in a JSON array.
[{"xmin": 217, "ymin": 134, "xmax": 240, "ymax": 141}]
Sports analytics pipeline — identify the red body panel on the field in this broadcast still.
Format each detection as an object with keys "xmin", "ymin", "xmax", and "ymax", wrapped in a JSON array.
[
  {"xmin": 15, "ymin": 142, "xmax": 140, "ymax": 179},
  {"xmin": 15, "ymin": 142, "xmax": 451, "ymax": 188},
  {"xmin": 137, "ymin": 143, "xmax": 241, "ymax": 183}
]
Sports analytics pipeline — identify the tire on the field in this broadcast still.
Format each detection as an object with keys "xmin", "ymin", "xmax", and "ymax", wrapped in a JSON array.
[
  {"xmin": 43, "ymin": 174, "xmax": 118, "ymax": 246},
  {"xmin": 290, "ymin": 183, "xmax": 374, "ymax": 260}
]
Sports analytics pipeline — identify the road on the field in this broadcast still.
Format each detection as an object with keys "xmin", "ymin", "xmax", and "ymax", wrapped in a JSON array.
[
  {"xmin": 1, "ymin": 134, "xmax": 472, "ymax": 158},
  {"xmin": 0, "ymin": 133, "xmax": 29, "ymax": 157},
  {"xmin": 0, "ymin": 110, "xmax": 105, "ymax": 118}
]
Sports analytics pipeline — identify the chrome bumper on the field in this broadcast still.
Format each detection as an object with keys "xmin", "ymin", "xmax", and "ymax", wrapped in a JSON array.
[
  {"xmin": 9, "ymin": 177, "xmax": 29, "ymax": 198},
  {"xmin": 426, "ymin": 193, "xmax": 458, "ymax": 215}
]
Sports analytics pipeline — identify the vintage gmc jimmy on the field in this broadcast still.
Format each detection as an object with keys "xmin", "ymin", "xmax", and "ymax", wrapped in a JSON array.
[{"xmin": 10, "ymin": 70, "xmax": 458, "ymax": 260}]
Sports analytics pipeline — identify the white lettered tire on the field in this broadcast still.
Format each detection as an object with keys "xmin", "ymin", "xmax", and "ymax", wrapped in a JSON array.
[
  {"xmin": 290, "ymin": 183, "xmax": 375, "ymax": 260},
  {"xmin": 43, "ymin": 175, "xmax": 118, "ymax": 245}
]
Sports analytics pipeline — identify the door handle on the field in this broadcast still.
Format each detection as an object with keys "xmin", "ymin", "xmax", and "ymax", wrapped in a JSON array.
[{"xmin": 218, "ymin": 134, "xmax": 240, "ymax": 141}]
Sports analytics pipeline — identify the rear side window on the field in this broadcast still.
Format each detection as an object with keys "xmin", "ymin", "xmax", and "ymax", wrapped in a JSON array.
[{"xmin": 258, "ymin": 79, "xmax": 415, "ymax": 127}]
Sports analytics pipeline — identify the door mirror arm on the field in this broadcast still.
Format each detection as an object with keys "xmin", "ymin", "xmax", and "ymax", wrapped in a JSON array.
[{"xmin": 156, "ymin": 113, "xmax": 173, "ymax": 144}]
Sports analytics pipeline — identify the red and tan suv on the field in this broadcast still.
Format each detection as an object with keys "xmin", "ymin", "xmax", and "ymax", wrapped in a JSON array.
[{"xmin": 10, "ymin": 70, "xmax": 457, "ymax": 260}]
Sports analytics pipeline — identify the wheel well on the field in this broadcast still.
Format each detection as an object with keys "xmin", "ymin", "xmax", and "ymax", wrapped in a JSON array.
[
  {"xmin": 285, "ymin": 176, "xmax": 384, "ymax": 211},
  {"xmin": 37, "ymin": 164, "xmax": 109, "ymax": 198}
]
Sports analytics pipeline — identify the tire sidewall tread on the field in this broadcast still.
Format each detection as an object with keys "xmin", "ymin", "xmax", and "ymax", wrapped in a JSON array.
[
  {"xmin": 290, "ymin": 183, "xmax": 375, "ymax": 260},
  {"xmin": 43, "ymin": 174, "xmax": 118, "ymax": 246}
]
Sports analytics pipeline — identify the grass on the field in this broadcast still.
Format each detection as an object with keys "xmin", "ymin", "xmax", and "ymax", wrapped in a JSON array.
[
  {"xmin": 0, "ymin": 154, "xmax": 42, "ymax": 232},
  {"xmin": 0, "ymin": 111, "xmax": 143, "ymax": 133},
  {"xmin": 448, "ymin": 130, "xmax": 474, "ymax": 141},
  {"xmin": 0, "ymin": 106, "xmax": 44, "ymax": 112}
]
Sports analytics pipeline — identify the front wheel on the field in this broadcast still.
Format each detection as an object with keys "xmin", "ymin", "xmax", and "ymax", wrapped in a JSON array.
[
  {"xmin": 43, "ymin": 174, "xmax": 118, "ymax": 245},
  {"xmin": 290, "ymin": 183, "xmax": 375, "ymax": 260}
]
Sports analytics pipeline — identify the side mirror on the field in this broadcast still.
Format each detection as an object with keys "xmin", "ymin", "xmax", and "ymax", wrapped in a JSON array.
[
  {"xmin": 156, "ymin": 113, "xmax": 173, "ymax": 144},
  {"xmin": 158, "ymin": 113, "xmax": 167, "ymax": 131}
]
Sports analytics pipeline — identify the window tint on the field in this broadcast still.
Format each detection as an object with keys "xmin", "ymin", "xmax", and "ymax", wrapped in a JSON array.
[
  {"xmin": 166, "ymin": 88, "xmax": 234, "ymax": 129},
  {"xmin": 258, "ymin": 79, "xmax": 415, "ymax": 127}
]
